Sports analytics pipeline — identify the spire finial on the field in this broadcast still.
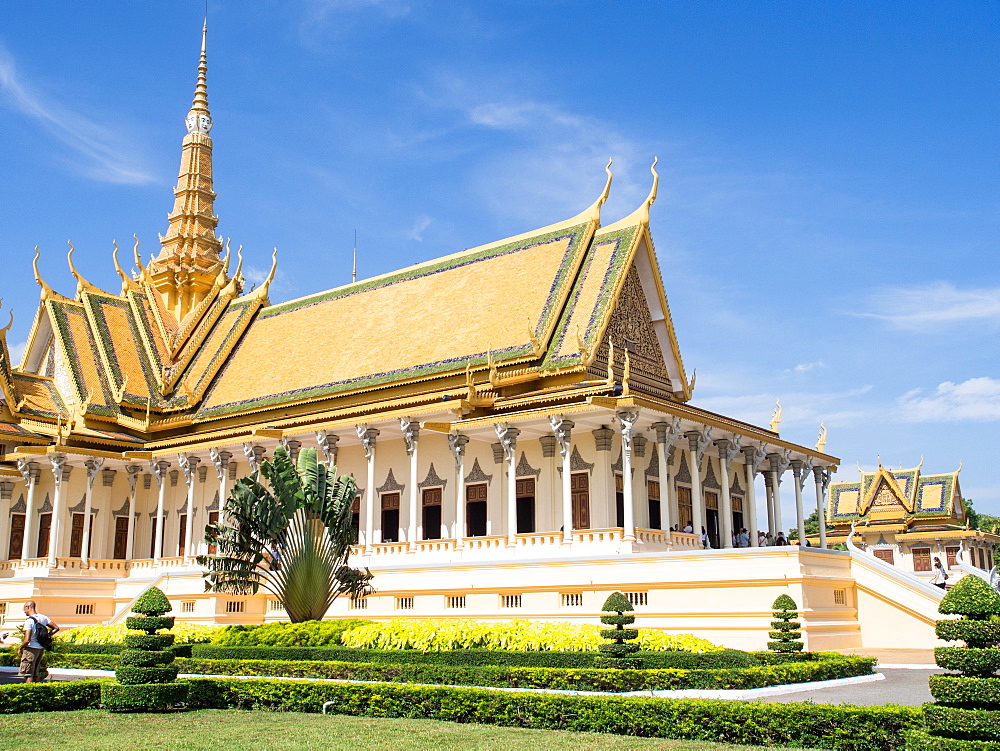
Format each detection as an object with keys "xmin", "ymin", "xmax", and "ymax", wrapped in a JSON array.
[{"xmin": 186, "ymin": 19, "xmax": 212, "ymax": 134}]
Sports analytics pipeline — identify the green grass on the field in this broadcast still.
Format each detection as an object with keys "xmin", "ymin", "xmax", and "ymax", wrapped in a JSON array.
[{"xmin": 0, "ymin": 709, "xmax": 823, "ymax": 751}]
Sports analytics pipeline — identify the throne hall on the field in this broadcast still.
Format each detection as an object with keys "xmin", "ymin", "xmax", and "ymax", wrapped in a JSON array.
[{"xmin": 0, "ymin": 25, "xmax": 955, "ymax": 650}]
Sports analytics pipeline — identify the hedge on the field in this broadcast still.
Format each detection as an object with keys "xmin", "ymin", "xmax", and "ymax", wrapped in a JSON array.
[
  {"xmin": 45, "ymin": 653, "xmax": 874, "ymax": 692},
  {"xmin": 935, "ymin": 620, "xmax": 1000, "ymax": 648},
  {"xmin": 101, "ymin": 682, "xmax": 189, "ymax": 713},
  {"xmin": 929, "ymin": 675, "xmax": 1000, "ymax": 707},
  {"xmin": 211, "ymin": 620, "xmax": 373, "ymax": 647},
  {"xmin": 924, "ymin": 705, "xmax": 1000, "ymax": 741},
  {"xmin": 186, "ymin": 645, "xmax": 762, "ymax": 669},
  {"xmin": 0, "ymin": 680, "xmax": 102, "ymax": 713},
  {"xmin": 934, "ymin": 647, "xmax": 1000, "ymax": 676},
  {"xmin": 185, "ymin": 677, "xmax": 919, "ymax": 750},
  {"xmin": 905, "ymin": 729, "xmax": 1000, "ymax": 750}
]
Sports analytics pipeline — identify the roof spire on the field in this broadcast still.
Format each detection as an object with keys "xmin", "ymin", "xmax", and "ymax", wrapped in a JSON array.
[{"xmin": 149, "ymin": 20, "xmax": 224, "ymax": 324}]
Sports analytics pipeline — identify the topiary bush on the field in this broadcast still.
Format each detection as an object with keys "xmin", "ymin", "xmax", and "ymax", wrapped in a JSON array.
[
  {"xmin": 594, "ymin": 591, "xmax": 642, "ymax": 669},
  {"xmin": 907, "ymin": 575, "xmax": 1000, "ymax": 749},
  {"xmin": 100, "ymin": 586, "xmax": 188, "ymax": 712},
  {"xmin": 768, "ymin": 594, "xmax": 804, "ymax": 653}
]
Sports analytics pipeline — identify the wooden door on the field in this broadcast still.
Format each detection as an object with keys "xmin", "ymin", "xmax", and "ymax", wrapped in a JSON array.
[
  {"xmin": 36, "ymin": 513, "xmax": 51, "ymax": 558},
  {"xmin": 69, "ymin": 513, "xmax": 85, "ymax": 557},
  {"xmin": 178, "ymin": 514, "xmax": 187, "ymax": 557},
  {"xmin": 515, "ymin": 478, "xmax": 535, "ymax": 534},
  {"xmin": 113, "ymin": 517, "xmax": 129, "ymax": 560},
  {"xmin": 571, "ymin": 472, "xmax": 590, "ymax": 530},
  {"xmin": 381, "ymin": 492, "xmax": 400, "ymax": 542},
  {"xmin": 614, "ymin": 474, "xmax": 624, "ymax": 528},
  {"xmin": 676, "ymin": 486, "xmax": 692, "ymax": 529},
  {"xmin": 149, "ymin": 518, "xmax": 157, "ymax": 558},
  {"xmin": 8, "ymin": 514, "xmax": 24, "ymax": 560},
  {"xmin": 646, "ymin": 481, "xmax": 661, "ymax": 530},
  {"xmin": 912, "ymin": 547, "xmax": 931, "ymax": 572},
  {"xmin": 945, "ymin": 546, "xmax": 959, "ymax": 569}
]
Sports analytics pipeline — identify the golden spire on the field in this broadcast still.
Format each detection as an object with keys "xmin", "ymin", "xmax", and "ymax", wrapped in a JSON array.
[{"xmin": 149, "ymin": 19, "xmax": 224, "ymax": 323}]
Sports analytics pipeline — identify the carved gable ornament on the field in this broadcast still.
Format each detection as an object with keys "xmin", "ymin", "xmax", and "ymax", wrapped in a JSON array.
[
  {"xmin": 860, "ymin": 466, "xmax": 913, "ymax": 516},
  {"xmin": 418, "ymin": 462, "xmax": 448, "ymax": 489},
  {"xmin": 377, "ymin": 468, "xmax": 405, "ymax": 495},
  {"xmin": 515, "ymin": 452, "xmax": 541, "ymax": 478},
  {"xmin": 464, "ymin": 457, "xmax": 493, "ymax": 485}
]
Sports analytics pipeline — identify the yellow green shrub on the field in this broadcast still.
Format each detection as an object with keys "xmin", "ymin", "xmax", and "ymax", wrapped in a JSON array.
[
  {"xmin": 59, "ymin": 622, "xmax": 221, "ymax": 646},
  {"xmin": 339, "ymin": 619, "xmax": 719, "ymax": 653}
]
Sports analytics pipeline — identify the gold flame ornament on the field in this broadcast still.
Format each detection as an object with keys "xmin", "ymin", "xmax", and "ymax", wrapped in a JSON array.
[
  {"xmin": 769, "ymin": 400, "xmax": 782, "ymax": 432},
  {"xmin": 815, "ymin": 422, "xmax": 827, "ymax": 453}
]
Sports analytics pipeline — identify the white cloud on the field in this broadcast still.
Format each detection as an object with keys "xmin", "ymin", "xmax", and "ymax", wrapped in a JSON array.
[
  {"xmin": 898, "ymin": 377, "xmax": 1000, "ymax": 422},
  {"xmin": 0, "ymin": 45, "xmax": 154, "ymax": 185},
  {"xmin": 244, "ymin": 265, "xmax": 294, "ymax": 297},
  {"xmin": 788, "ymin": 361, "xmax": 827, "ymax": 374},
  {"xmin": 857, "ymin": 282, "xmax": 1000, "ymax": 332},
  {"xmin": 407, "ymin": 214, "xmax": 432, "ymax": 242},
  {"xmin": 693, "ymin": 384, "xmax": 874, "ymax": 434},
  {"xmin": 8, "ymin": 341, "xmax": 26, "ymax": 367}
]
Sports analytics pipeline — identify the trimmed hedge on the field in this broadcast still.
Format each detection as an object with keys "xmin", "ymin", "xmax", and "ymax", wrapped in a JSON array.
[
  {"xmin": 924, "ymin": 705, "xmax": 1000, "ymax": 741},
  {"xmin": 123, "ymin": 634, "xmax": 175, "ymax": 651},
  {"xmin": 905, "ymin": 729, "xmax": 1000, "ymax": 750},
  {"xmin": 114, "ymin": 666, "xmax": 180, "ymax": 685},
  {"xmin": 185, "ymin": 676, "xmax": 919, "ymax": 750},
  {"xmin": 211, "ymin": 619, "xmax": 373, "ymax": 647},
  {"xmin": 936, "ymin": 620, "xmax": 1000, "ymax": 648},
  {"xmin": 41, "ymin": 652, "xmax": 873, "ymax": 692},
  {"xmin": 0, "ymin": 680, "xmax": 102, "ymax": 714},
  {"xmin": 187, "ymin": 645, "xmax": 761, "ymax": 670},
  {"xmin": 934, "ymin": 647, "xmax": 1000, "ymax": 676},
  {"xmin": 125, "ymin": 616, "xmax": 175, "ymax": 633},
  {"xmin": 101, "ymin": 682, "xmax": 189, "ymax": 713},
  {"xmin": 928, "ymin": 675, "xmax": 1000, "ymax": 707},
  {"xmin": 118, "ymin": 650, "xmax": 174, "ymax": 668}
]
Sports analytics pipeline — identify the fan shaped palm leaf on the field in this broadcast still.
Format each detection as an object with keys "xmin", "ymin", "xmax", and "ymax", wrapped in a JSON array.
[{"xmin": 197, "ymin": 446, "xmax": 373, "ymax": 622}]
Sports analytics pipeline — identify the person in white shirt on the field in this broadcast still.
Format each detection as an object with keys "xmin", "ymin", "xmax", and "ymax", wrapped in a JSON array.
[
  {"xmin": 931, "ymin": 557, "xmax": 948, "ymax": 590},
  {"xmin": 738, "ymin": 528, "xmax": 751, "ymax": 548},
  {"xmin": 683, "ymin": 523, "xmax": 693, "ymax": 534},
  {"xmin": 19, "ymin": 600, "xmax": 58, "ymax": 683}
]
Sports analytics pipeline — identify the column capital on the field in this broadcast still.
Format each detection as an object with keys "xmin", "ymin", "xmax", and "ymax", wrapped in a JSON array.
[
  {"xmin": 447, "ymin": 434, "xmax": 469, "ymax": 469},
  {"xmin": 243, "ymin": 443, "xmax": 266, "ymax": 472},
  {"xmin": 400, "ymin": 418, "xmax": 420, "ymax": 457},
  {"xmin": 84, "ymin": 457, "xmax": 105, "ymax": 484},
  {"xmin": 50, "ymin": 453, "xmax": 71, "ymax": 485},
  {"xmin": 17, "ymin": 458, "xmax": 40, "ymax": 484},
  {"xmin": 178, "ymin": 453, "xmax": 201, "ymax": 485},
  {"xmin": 495, "ymin": 423, "xmax": 520, "ymax": 463},
  {"xmin": 651, "ymin": 417, "xmax": 683, "ymax": 445},
  {"xmin": 768, "ymin": 449, "xmax": 792, "ymax": 480},
  {"xmin": 592, "ymin": 426, "xmax": 614, "ymax": 452},
  {"xmin": 684, "ymin": 428, "xmax": 713, "ymax": 466},
  {"xmin": 280, "ymin": 438, "xmax": 302, "ymax": 463},
  {"xmin": 209, "ymin": 448, "xmax": 232, "ymax": 481},
  {"xmin": 548, "ymin": 414, "xmax": 574, "ymax": 458},
  {"xmin": 741, "ymin": 443, "xmax": 768, "ymax": 472},
  {"xmin": 714, "ymin": 437, "xmax": 742, "ymax": 468},
  {"xmin": 356, "ymin": 424, "xmax": 379, "ymax": 459},
  {"xmin": 125, "ymin": 464, "xmax": 142, "ymax": 493},
  {"xmin": 791, "ymin": 457, "xmax": 813, "ymax": 490},
  {"xmin": 149, "ymin": 459, "xmax": 170, "ymax": 486},
  {"xmin": 315, "ymin": 431, "xmax": 339, "ymax": 466}
]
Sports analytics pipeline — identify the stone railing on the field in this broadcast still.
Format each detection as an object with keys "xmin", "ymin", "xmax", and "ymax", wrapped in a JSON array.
[
  {"xmin": 669, "ymin": 531, "xmax": 702, "ymax": 549},
  {"xmin": 515, "ymin": 532, "xmax": 563, "ymax": 547},
  {"xmin": 635, "ymin": 528, "xmax": 669, "ymax": 545},
  {"xmin": 572, "ymin": 528, "xmax": 624, "ymax": 544}
]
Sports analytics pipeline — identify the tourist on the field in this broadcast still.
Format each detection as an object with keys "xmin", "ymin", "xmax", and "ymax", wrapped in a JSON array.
[
  {"xmin": 758, "ymin": 531, "xmax": 768, "ymax": 546},
  {"xmin": 683, "ymin": 522, "xmax": 693, "ymax": 534},
  {"xmin": 738, "ymin": 528, "xmax": 750, "ymax": 548},
  {"xmin": 775, "ymin": 531, "xmax": 788, "ymax": 546},
  {"xmin": 701, "ymin": 526, "xmax": 710, "ymax": 549},
  {"xmin": 931, "ymin": 557, "xmax": 948, "ymax": 589},
  {"xmin": 19, "ymin": 600, "xmax": 58, "ymax": 684}
]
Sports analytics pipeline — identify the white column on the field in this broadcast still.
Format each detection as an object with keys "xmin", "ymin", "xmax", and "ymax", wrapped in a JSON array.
[
  {"xmin": 81, "ymin": 458, "xmax": 104, "ymax": 566},
  {"xmin": 768, "ymin": 452, "xmax": 790, "ymax": 541},
  {"xmin": 357, "ymin": 426, "xmax": 379, "ymax": 546},
  {"xmin": 17, "ymin": 460, "xmax": 39, "ymax": 561},
  {"xmin": 763, "ymin": 472, "xmax": 776, "ymax": 539},
  {"xmin": 617, "ymin": 409, "xmax": 640, "ymax": 543},
  {"xmin": 715, "ymin": 439, "xmax": 739, "ymax": 548},
  {"xmin": 653, "ymin": 433, "xmax": 671, "ymax": 531},
  {"xmin": 48, "ymin": 454, "xmax": 68, "ymax": 566},
  {"xmin": 150, "ymin": 460, "xmax": 169, "ymax": 562},
  {"xmin": 791, "ymin": 459, "xmax": 810, "ymax": 546},
  {"xmin": 448, "ymin": 434, "xmax": 469, "ymax": 547},
  {"xmin": 209, "ymin": 448, "xmax": 231, "ymax": 555},
  {"xmin": 814, "ymin": 467, "xmax": 829, "ymax": 549},
  {"xmin": 124, "ymin": 465, "xmax": 141, "ymax": 560},
  {"xmin": 402, "ymin": 418, "xmax": 420, "ymax": 550},
  {"xmin": 684, "ymin": 430, "xmax": 710, "ymax": 543},
  {"xmin": 179, "ymin": 454, "xmax": 200, "ymax": 559},
  {"xmin": 549, "ymin": 415, "xmax": 574, "ymax": 544},
  {"xmin": 741, "ymin": 444, "xmax": 765, "ymax": 547},
  {"xmin": 496, "ymin": 423, "xmax": 520, "ymax": 547}
]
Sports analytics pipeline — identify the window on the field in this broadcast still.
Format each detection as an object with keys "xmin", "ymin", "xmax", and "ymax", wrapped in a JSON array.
[
  {"xmin": 69, "ymin": 513, "xmax": 92, "ymax": 558},
  {"xmin": 181, "ymin": 601, "xmax": 196, "ymax": 613},
  {"xmin": 873, "ymin": 548, "xmax": 894, "ymax": 565},
  {"xmin": 396, "ymin": 597, "xmax": 414, "ymax": 610},
  {"xmin": 945, "ymin": 546, "xmax": 959, "ymax": 569},
  {"xmin": 8, "ymin": 513, "xmax": 24, "ymax": 560},
  {"xmin": 646, "ymin": 482, "xmax": 661, "ymax": 530},
  {"xmin": 676, "ymin": 486, "xmax": 693, "ymax": 529},
  {"xmin": 349, "ymin": 597, "xmax": 367, "ymax": 611},
  {"xmin": 614, "ymin": 474, "xmax": 624, "ymax": 528},
  {"xmin": 625, "ymin": 592, "xmax": 648, "ymax": 607},
  {"xmin": 912, "ymin": 547, "xmax": 932, "ymax": 572},
  {"xmin": 381, "ymin": 493, "xmax": 401, "ymax": 543},
  {"xmin": 500, "ymin": 595, "xmax": 522, "ymax": 609},
  {"xmin": 515, "ymin": 478, "xmax": 535, "ymax": 534},
  {"xmin": 833, "ymin": 589, "xmax": 847, "ymax": 606},
  {"xmin": 571, "ymin": 472, "xmax": 590, "ymax": 529},
  {"xmin": 75, "ymin": 604, "xmax": 95, "ymax": 616},
  {"xmin": 422, "ymin": 487, "xmax": 443, "ymax": 540},
  {"xmin": 446, "ymin": 596, "xmax": 466, "ymax": 609},
  {"xmin": 177, "ymin": 514, "xmax": 188, "ymax": 557},
  {"xmin": 466, "ymin": 484, "xmax": 488, "ymax": 537},
  {"xmin": 561, "ymin": 593, "xmax": 583, "ymax": 607},
  {"xmin": 267, "ymin": 599, "xmax": 283, "ymax": 612},
  {"xmin": 225, "ymin": 601, "xmax": 245, "ymax": 613},
  {"xmin": 113, "ymin": 517, "xmax": 128, "ymax": 560},
  {"xmin": 36, "ymin": 512, "xmax": 51, "ymax": 558}
]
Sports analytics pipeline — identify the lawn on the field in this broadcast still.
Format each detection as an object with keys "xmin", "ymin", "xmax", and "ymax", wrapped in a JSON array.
[{"xmin": 0, "ymin": 709, "xmax": 823, "ymax": 751}]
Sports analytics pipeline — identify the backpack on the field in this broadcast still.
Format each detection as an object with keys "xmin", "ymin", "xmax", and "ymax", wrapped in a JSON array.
[{"xmin": 28, "ymin": 616, "xmax": 54, "ymax": 651}]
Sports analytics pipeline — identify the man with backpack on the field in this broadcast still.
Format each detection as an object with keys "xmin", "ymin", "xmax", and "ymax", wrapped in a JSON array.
[{"xmin": 19, "ymin": 600, "xmax": 59, "ymax": 683}]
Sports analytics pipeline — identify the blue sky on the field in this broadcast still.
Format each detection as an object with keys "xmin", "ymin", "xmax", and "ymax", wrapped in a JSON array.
[{"xmin": 0, "ymin": 2, "xmax": 997, "ymax": 517}]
